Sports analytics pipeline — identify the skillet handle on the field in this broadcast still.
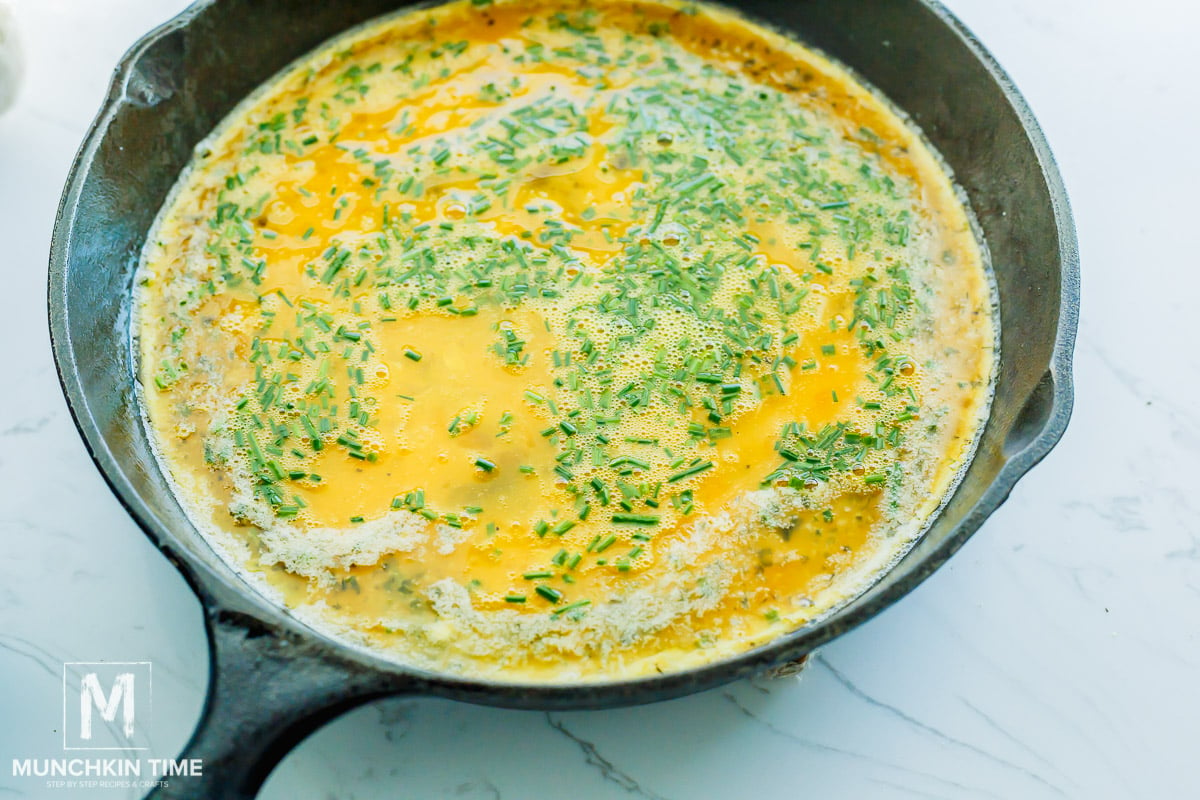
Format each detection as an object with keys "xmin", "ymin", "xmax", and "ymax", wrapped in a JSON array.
[
  {"xmin": 147, "ymin": 603, "xmax": 411, "ymax": 800},
  {"xmin": 1003, "ymin": 368, "xmax": 1072, "ymax": 461}
]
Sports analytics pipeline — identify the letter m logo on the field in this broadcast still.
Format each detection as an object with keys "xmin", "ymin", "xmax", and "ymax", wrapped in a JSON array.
[
  {"xmin": 63, "ymin": 662, "xmax": 151, "ymax": 750},
  {"xmin": 81, "ymin": 672, "xmax": 135, "ymax": 740}
]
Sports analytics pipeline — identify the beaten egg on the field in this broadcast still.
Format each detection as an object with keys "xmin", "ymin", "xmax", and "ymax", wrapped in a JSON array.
[{"xmin": 136, "ymin": 0, "xmax": 995, "ymax": 681}]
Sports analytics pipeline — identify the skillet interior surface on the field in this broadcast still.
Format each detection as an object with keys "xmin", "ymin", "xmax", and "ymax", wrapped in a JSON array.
[{"xmin": 47, "ymin": 0, "xmax": 1078, "ymax": 795}]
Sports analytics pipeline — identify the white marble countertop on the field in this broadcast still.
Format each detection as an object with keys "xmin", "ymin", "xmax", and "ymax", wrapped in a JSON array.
[{"xmin": 1, "ymin": 0, "xmax": 1197, "ymax": 797}]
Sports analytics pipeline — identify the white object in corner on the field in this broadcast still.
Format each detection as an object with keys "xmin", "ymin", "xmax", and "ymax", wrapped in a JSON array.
[{"xmin": 0, "ymin": 3, "xmax": 22, "ymax": 115}]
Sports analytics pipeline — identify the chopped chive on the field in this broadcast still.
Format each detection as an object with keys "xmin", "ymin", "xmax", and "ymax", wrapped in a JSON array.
[
  {"xmin": 535, "ymin": 585, "xmax": 563, "ymax": 603},
  {"xmin": 552, "ymin": 599, "xmax": 591, "ymax": 616},
  {"xmin": 611, "ymin": 513, "xmax": 659, "ymax": 525},
  {"xmin": 668, "ymin": 461, "xmax": 713, "ymax": 482}
]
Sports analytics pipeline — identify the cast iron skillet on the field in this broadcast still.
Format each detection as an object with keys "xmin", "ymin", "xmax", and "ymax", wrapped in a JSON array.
[{"xmin": 48, "ymin": 0, "xmax": 1078, "ymax": 797}]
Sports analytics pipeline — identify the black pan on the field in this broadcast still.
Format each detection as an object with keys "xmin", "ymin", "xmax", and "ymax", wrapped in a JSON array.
[{"xmin": 47, "ymin": 1, "xmax": 1079, "ymax": 797}]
